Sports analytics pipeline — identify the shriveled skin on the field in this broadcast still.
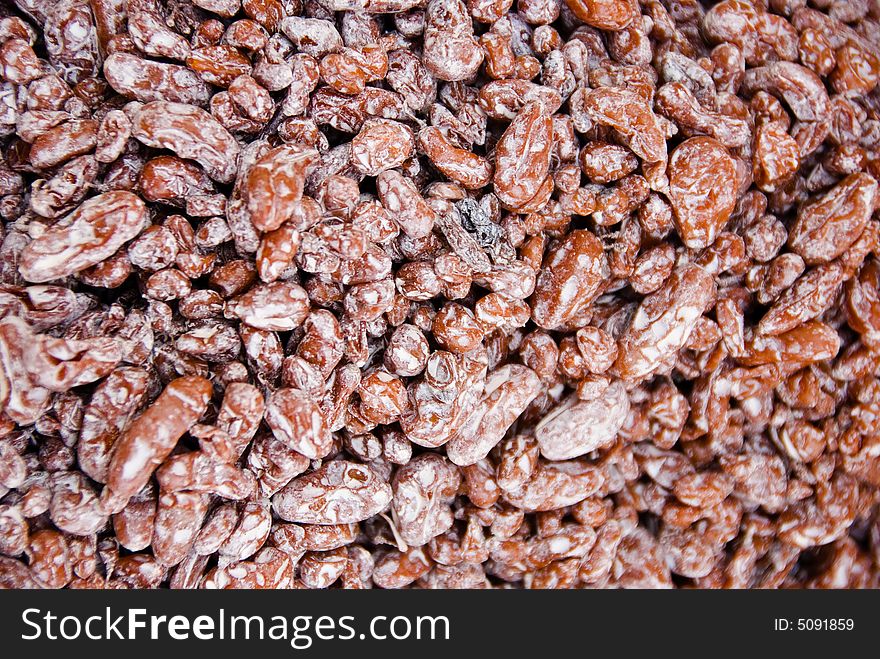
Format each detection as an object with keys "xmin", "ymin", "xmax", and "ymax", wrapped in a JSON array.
[
  {"xmin": 26, "ymin": 529, "xmax": 72, "ymax": 588},
  {"xmin": 78, "ymin": 367, "xmax": 152, "ymax": 484},
  {"xmin": 613, "ymin": 528, "xmax": 674, "ymax": 589},
  {"xmin": 224, "ymin": 281, "xmax": 310, "ymax": 331},
  {"xmin": 655, "ymin": 82, "xmax": 752, "ymax": 149},
  {"xmin": 739, "ymin": 321, "xmax": 841, "ymax": 367},
  {"xmin": 320, "ymin": 46, "xmax": 387, "ymax": 96},
  {"xmin": 497, "ymin": 436, "xmax": 540, "ymax": 493},
  {"xmin": 48, "ymin": 472, "xmax": 107, "ymax": 536},
  {"xmin": 373, "ymin": 547, "xmax": 433, "ymax": 588},
  {"xmin": 265, "ymin": 387, "xmax": 332, "ymax": 459},
  {"xmin": 192, "ymin": 0, "xmax": 240, "ymax": 17},
  {"xmin": 479, "ymin": 79, "xmax": 563, "ymax": 120},
  {"xmin": 503, "ymin": 460, "xmax": 605, "ymax": 512},
  {"xmin": 131, "ymin": 101, "xmax": 241, "ymax": 183},
  {"xmin": 788, "ymin": 173, "xmax": 878, "ymax": 265},
  {"xmin": 419, "ymin": 126, "xmax": 493, "ymax": 190},
  {"xmin": 376, "ymin": 169, "xmax": 437, "ymax": 238},
  {"xmin": 19, "ymin": 191, "xmax": 147, "ymax": 283},
  {"xmin": 103, "ymin": 376, "xmax": 213, "ymax": 513},
  {"xmin": 186, "ymin": 45, "xmax": 252, "ymax": 87},
  {"xmin": 114, "ymin": 487, "xmax": 158, "ymax": 552},
  {"xmin": 273, "ymin": 460, "xmax": 393, "ymax": 525},
  {"xmin": 752, "ymin": 122, "xmax": 800, "ymax": 192},
  {"xmin": 535, "ymin": 380, "xmax": 631, "ymax": 460},
  {"xmin": 95, "ymin": 112, "xmax": 131, "ymax": 165},
  {"xmin": 156, "ymin": 452, "xmax": 256, "ymax": 499},
  {"xmin": 0, "ymin": 319, "xmax": 52, "ymax": 425},
  {"xmin": 423, "ymin": 0, "xmax": 484, "ymax": 82},
  {"xmin": 846, "ymin": 259, "xmax": 880, "ymax": 348},
  {"xmin": 447, "ymin": 364, "xmax": 542, "ymax": 466},
  {"xmin": 352, "ymin": 119, "xmax": 414, "ymax": 176},
  {"xmin": 280, "ymin": 17, "xmax": 343, "ymax": 58},
  {"xmin": 152, "ymin": 491, "xmax": 209, "ymax": 567},
  {"xmin": 741, "ymin": 61, "xmax": 830, "ymax": 122},
  {"xmin": 215, "ymin": 382, "xmax": 266, "ymax": 457},
  {"xmin": 758, "ymin": 262, "xmax": 846, "ymax": 336},
  {"xmin": 0, "ymin": 37, "xmax": 43, "ymax": 85},
  {"xmin": 282, "ymin": 523, "xmax": 359, "ymax": 553},
  {"xmin": 245, "ymin": 144, "xmax": 319, "ymax": 232},
  {"xmin": 579, "ymin": 141, "xmax": 639, "ymax": 184},
  {"xmin": 103, "ymin": 52, "xmax": 212, "ymax": 105},
  {"xmin": 29, "ymin": 119, "xmax": 98, "ymax": 169},
  {"xmin": 44, "ymin": 0, "xmax": 101, "ymax": 84},
  {"xmin": 563, "ymin": 0, "xmax": 639, "ymax": 31},
  {"xmin": 391, "ymin": 453, "xmax": 461, "ymax": 546},
  {"xmin": 614, "ymin": 264, "xmax": 716, "ymax": 382},
  {"xmin": 667, "ymin": 137, "xmax": 738, "ymax": 249},
  {"xmin": 583, "ymin": 87, "xmax": 667, "ymax": 164},
  {"xmin": 205, "ymin": 548, "xmax": 295, "ymax": 589},
  {"xmin": 531, "ymin": 229, "xmax": 609, "ymax": 330},
  {"xmin": 400, "ymin": 349, "xmax": 488, "ymax": 447},
  {"xmin": 216, "ymin": 501, "xmax": 274, "ymax": 569},
  {"xmin": 703, "ymin": 0, "xmax": 798, "ymax": 66},
  {"xmin": 363, "ymin": 0, "xmax": 426, "ymax": 10},
  {"xmin": 138, "ymin": 155, "xmax": 215, "ymax": 205},
  {"xmin": 386, "ymin": 49, "xmax": 437, "ymax": 113},
  {"xmin": 127, "ymin": 0, "xmax": 191, "ymax": 61},
  {"xmin": 12, "ymin": 326, "xmax": 123, "ymax": 394},
  {"xmin": 493, "ymin": 101, "xmax": 552, "ymax": 210},
  {"xmin": 0, "ymin": 505, "xmax": 29, "ymax": 557}
]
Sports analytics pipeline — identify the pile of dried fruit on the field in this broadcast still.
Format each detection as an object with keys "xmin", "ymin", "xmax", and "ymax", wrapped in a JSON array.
[{"xmin": 1, "ymin": 0, "xmax": 880, "ymax": 589}]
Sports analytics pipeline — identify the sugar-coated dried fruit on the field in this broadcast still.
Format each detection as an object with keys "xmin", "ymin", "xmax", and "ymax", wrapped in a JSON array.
[{"xmin": 1, "ymin": 0, "xmax": 879, "ymax": 593}]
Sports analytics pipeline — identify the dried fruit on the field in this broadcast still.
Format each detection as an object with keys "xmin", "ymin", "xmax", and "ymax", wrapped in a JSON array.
[{"xmin": 2, "ymin": 0, "xmax": 879, "ymax": 593}]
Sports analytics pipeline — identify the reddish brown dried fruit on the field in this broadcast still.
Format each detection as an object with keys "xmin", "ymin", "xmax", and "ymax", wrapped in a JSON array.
[
  {"xmin": 788, "ymin": 173, "xmax": 878, "ymax": 266},
  {"xmin": 3, "ymin": 0, "xmax": 880, "ymax": 593},
  {"xmin": 615, "ymin": 265, "xmax": 716, "ymax": 382},
  {"xmin": 564, "ymin": 0, "xmax": 639, "ymax": 31},
  {"xmin": 245, "ymin": 144, "xmax": 318, "ymax": 232},
  {"xmin": 419, "ymin": 126, "xmax": 494, "ymax": 190},
  {"xmin": 20, "ymin": 191, "xmax": 147, "ymax": 283},
  {"xmin": 104, "ymin": 53, "xmax": 211, "ymax": 105},
  {"xmin": 668, "ymin": 138, "xmax": 738, "ymax": 250},
  {"xmin": 265, "ymin": 388, "xmax": 332, "ymax": 460},
  {"xmin": 531, "ymin": 230, "xmax": 608, "ymax": 330},
  {"xmin": 187, "ymin": 45, "xmax": 252, "ymax": 88},
  {"xmin": 225, "ymin": 281, "xmax": 309, "ymax": 331},
  {"xmin": 392, "ymin": 453, "xmax": 461, "ymax": 545},
  {"xmin": 103, "ymin": 376, "xmax": 213, "ymax": 513},
  {"xmin": 423, "ymin": 0, "xmax": 484, "ymax": 82},
  {"xmin": 352, "ymin": 119, "xmax": 414, "ymax": 176},
  {"xmin": 494, "ymin": 102, "xmax": 552, "ymax": 210},
  {"xmin": 583, "ymin": 87, "xmax": 667, "ymax": 164},
  {"xmin": 273, "ymin": 461, "xmax": 393, "ymax": 525},
  {"xmin": 535, "ymin": 381, "xmax": 629, "ymax": 460}
]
